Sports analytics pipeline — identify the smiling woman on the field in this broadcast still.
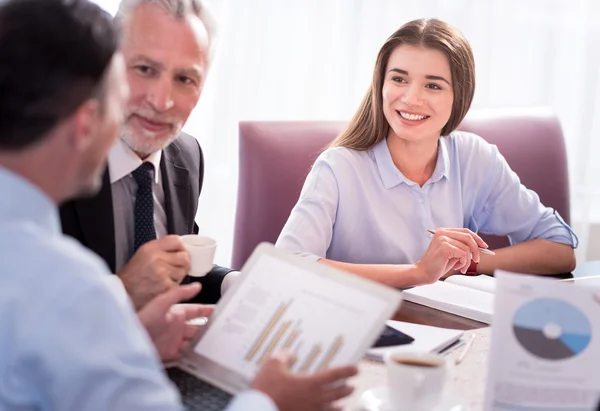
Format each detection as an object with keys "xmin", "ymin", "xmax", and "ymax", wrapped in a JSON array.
[
  {"xmin": 276, "ymin": 18, "xmax": 578, "ymax": 289},
  {"xmin": 381, "ymin": 45, "xmax": 455, "ymax": 181}
]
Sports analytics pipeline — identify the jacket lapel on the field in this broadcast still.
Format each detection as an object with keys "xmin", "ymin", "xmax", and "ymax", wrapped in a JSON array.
[
  {"xmin": 73, "ymin": 169, "xmax": 117, "ymax": 271},
  {"xmin": 161, "ymin": 142, "xmax": 193, "ymax": 235}
]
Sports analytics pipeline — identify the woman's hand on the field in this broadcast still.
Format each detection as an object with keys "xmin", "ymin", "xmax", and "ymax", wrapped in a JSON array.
[{"xmin": 414, "ymin": 228, "xmax": 489, "ymax": 284}]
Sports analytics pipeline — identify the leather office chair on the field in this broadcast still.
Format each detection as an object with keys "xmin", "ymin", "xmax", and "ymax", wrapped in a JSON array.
[{"xmin": 232, "ymin": 108, "xmax": 571, "ymax": 269}]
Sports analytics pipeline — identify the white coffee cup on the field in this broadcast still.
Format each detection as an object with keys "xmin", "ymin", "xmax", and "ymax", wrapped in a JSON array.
[
  {"xmin": 384, "ymin": 350, "xmax": 449, "ymax": 411},
  {"xmin": 180, "ymin": 235, "xmax": 217, "ymax": 277}
]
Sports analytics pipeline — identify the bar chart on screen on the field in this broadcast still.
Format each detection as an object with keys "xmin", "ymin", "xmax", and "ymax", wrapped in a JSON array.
[
  {"xmin": 193, "ymin": 253, "xmax": 389, "ymax": 378},
  {"xmin": 243, "ymin": 299, "xmax": 346, "ymax": 373}
]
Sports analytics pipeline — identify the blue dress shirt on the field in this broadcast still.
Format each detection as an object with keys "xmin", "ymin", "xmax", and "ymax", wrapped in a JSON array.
[
  {"xmin": 0, "ymin": 167, "xmax": 275, "ymax": 411},
  {"xmin": 276, "ymin": 132, "xmax": 576, "ymax": 265}
]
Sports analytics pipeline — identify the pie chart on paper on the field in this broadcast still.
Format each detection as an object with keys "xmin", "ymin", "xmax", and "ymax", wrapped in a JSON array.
[{"xmin": 512, "ymin": 298, "xmax": 591, "ymax": 360}]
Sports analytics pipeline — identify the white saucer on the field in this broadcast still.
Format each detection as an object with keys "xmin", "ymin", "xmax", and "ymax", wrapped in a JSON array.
[{"xmin": 359, "ymin": 386, "xmax": 468, "ymax": 411}]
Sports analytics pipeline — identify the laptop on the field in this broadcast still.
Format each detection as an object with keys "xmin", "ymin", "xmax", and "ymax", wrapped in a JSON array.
[{"xmin": 167, "ymin": 243, "xmax": 403, "ymax": 410}]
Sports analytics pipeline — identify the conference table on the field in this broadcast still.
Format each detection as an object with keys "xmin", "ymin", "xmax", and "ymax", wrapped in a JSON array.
[
  {"xmin": 341, "ymin": 261, "xmax": 600, "ymax": 411},
  {"xmin": 341, "ymin": 301, "xmax": 489, "ymax": 410}
]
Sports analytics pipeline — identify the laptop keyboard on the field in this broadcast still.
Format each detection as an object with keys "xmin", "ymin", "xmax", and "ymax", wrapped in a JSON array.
[{"xmin": 167, "ymin": 367, "xmax": 233, "ymax": 411}]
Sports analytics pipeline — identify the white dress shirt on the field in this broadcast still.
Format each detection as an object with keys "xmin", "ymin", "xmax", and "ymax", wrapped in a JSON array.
[
  {"xmin": 109, "ymin": 139, "xmax": 167, "ymax": 272},
  {"xmin": 0, "ymin": 165, "xmax": 276, "ymax": 410},
  {"xmin": 108, "ymin": 140, "xmax": 240, "ymax": 295}
]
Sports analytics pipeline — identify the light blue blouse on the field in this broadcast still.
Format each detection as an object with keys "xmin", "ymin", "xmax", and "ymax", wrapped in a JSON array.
[{"xmin": 276, "ymin": 131, "xmax": 576, "ymax": 264}]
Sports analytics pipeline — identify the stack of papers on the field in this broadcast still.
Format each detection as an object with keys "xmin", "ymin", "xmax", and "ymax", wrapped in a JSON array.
[
  {"xmin": 485, "ymin": 271, "xmax": 600, "ymax": 410},
  {"xmin": 445, "ymin": 274, "xmax": 496, "ymax": 293},
  {"xmin": 402, "ymin": 280, "xmax": 494, "ymax": 324},
  {"xmin": 365, "ymin": 320, "xmax": 464, "ymax": 361}
]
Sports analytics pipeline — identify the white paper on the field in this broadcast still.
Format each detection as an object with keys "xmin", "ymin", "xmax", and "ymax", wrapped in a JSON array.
[
  {"xmin": 403, "ymin": 281, "xmax": 494, "ymax": 324},
  {"xmin": 485, "ymin": 270, "xmax": 600, "ymax": 411},
  {"xmin": 445, "ymin": 274, "xmax": 496, "ymax": 294},
  {"xmin": 366, "ymin": 320, "xmax": 464, "ymax": 361}
]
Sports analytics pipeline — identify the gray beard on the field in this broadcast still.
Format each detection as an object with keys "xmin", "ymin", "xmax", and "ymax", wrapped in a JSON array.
[{"xmin": 119, "ymin": 128, "xmax": 176, "ymax": 157}]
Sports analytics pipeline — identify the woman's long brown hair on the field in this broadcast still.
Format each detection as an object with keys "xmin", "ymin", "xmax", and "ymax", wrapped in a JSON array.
[{"xmin": 329, "ymin": 18, "xmax": 475, "ymax": 150}]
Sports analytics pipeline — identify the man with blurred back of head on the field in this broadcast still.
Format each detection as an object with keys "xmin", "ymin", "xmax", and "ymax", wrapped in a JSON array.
[
  {"xmin": 0, "ymin": 0, "xmax": 193, "ymax": 408},
  {"xmin": 0, "ymin": 0, "xmax": 357, "ymax": 410},
  {"xmin": 59, "ymin": 0, "xmax": 237, "ymax": 310}
]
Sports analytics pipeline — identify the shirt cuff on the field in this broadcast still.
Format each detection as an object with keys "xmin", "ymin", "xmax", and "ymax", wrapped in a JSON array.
[
  {"xmin": 221, "ymin": 270, "xmax": 242, "ymax": 295},
  {"xmin": 296, "ymin": 251, "xmax": 322, "ymax": 262},
  {"xmin": 225, "ymin": 389, "xmax": 278, "ymax": 411}
]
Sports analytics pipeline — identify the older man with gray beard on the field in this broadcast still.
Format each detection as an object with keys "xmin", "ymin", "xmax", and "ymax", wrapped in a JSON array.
[{"xmin": 60, "ymin": 0, "xmax": 238, "ymax": 310}]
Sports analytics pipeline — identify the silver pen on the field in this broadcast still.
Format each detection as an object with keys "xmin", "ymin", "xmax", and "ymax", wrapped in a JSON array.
[
  {"xmin": 427, "ymin": 229, "xmax": 495, "ymax": 256},
  {"xmin": 455, "ymin": 334, "xmax": 476, "ymax": 365}
]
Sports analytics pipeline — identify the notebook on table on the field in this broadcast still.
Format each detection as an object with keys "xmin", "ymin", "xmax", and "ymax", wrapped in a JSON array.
[
  {"xmin": 444, "ymin": 274, "xmax": 496, "ymax": 293},
  {"xmin": 366, "ymin": 320, "xmax": 464, "ymax": 361},
  {"xmin": 402, "ymin": 275, "xmax": 495, "ymax": 324},
  {"xmin": 168, "ymin": 243, "xmax": 403, "ymax": 409}
]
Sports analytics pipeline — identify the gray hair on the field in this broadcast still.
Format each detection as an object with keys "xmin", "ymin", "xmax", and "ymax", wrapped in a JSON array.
[{"xmin": 115, "ymin": 0, "xmax": 217, "ymax": 55}]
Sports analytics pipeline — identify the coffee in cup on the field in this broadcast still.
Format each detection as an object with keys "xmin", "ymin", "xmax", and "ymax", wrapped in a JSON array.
[
  {"xmin": 384, "ymin": 351, "xmax": 448, "ymax": 410},
  {"xmin": 392, "ymin": 356, "xmax": 442, "ymax": 368}
]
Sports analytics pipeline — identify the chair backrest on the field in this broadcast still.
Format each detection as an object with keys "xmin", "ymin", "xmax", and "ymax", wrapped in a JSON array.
[{"xmin": 232, "ymin": 108, "xmax": 570, "ymax": 269}]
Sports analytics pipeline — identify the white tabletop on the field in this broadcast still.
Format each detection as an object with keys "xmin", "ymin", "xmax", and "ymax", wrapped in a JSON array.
[{"xmin": 342, "ymin": 327, "xmax": 491, "ymax": 411}]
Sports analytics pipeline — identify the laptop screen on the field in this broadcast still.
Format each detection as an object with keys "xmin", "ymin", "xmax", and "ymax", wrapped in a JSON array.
[{"xmin": 179, "ymin": 243, "xmax": 402, "ymax": 394}]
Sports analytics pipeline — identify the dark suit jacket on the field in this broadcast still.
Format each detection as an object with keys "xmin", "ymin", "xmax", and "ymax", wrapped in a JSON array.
[{"xmin": 59, "ymin": 132, "xmax": 232, "ymax": 303}]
